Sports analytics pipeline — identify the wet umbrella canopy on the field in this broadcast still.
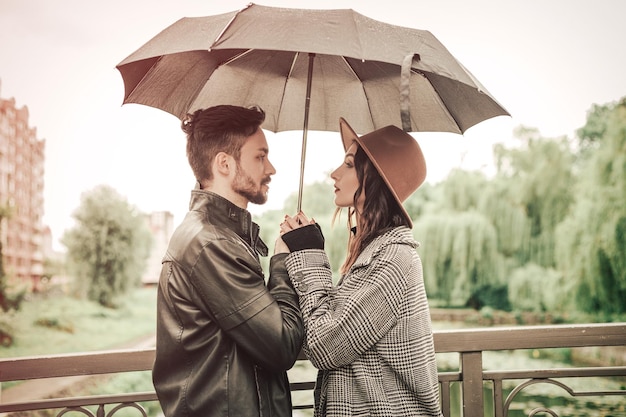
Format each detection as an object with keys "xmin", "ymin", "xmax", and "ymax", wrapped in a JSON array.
[{"xmin": 117, "ymin": 3, "xmax": 509, "ymax": 208}]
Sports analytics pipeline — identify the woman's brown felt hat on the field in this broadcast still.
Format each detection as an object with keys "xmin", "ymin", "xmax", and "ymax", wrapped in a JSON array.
[{"xmin": 339, "ymin": 117, "xmax": 427, "ymax": 228}]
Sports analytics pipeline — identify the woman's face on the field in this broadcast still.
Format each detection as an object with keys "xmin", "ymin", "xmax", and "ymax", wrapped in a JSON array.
[{"xmin": 331, "ymin": 142, "xmax": 364, "ymax": 210}]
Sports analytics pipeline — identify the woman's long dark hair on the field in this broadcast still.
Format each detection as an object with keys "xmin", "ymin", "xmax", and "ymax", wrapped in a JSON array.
[{"xmin": 337, "ymin": 145, "xmax": 409, "ymax": 274}]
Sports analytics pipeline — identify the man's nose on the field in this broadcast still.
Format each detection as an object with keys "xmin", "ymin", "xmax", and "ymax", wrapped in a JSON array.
[{"xmin": 266, "ymin": 159, "xmax": 277, "ymax": 175}]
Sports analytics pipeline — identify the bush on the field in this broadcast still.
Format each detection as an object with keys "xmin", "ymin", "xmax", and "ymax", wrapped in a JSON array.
[
  {"xmin": 466, "ymin": 283, "xmax": 511, "ymax": 311},
  {"xmin": 508, "ymin": 263, "xmax": 570, "ymax": 312}
]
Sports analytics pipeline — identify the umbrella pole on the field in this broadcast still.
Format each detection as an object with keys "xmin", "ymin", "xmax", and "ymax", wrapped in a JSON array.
[{"xmin": 297, "ymin": 53, "xmax": 315, "ymax": 213}]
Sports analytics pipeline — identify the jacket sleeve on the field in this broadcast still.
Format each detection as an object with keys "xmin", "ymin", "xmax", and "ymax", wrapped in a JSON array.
[
  {"xmin": 285, "ymin": 246, "xmax": 410, "ymax": 370},
  {"xmin": 190, "ymin": 240, "xmax": 303, "ymax": 372}
]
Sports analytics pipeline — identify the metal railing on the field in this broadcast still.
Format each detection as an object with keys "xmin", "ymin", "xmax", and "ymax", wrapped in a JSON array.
[{"xmin": 1, "ymin": 323, "xmax": 624, "ymax": 417}]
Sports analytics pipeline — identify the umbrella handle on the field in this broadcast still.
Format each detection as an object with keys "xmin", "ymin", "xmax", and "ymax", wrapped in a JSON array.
[{"xmin": 297, "ymin": 53, "xmax": 315, "ymax": 213}]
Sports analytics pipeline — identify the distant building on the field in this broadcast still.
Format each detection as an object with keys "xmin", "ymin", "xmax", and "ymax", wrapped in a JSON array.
[
  {"xmin": 142, "ymin": 211, "xmax": 174, "ymax": 285},
  {"xmin": 0, "ymin": 86, "xmax": 46, "ymax": 290}
]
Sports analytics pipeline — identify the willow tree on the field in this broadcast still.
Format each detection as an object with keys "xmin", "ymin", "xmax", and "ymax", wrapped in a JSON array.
[
  {"xmin": 477, "ymin": 178, "xmax": 530, "ymax": 263},
  {"xmin": 62, "ymin": 185, "xmax": 152, "ymax": 307},
  {"xmin": 556, "ymin": 98, "xmax": 626, "ymax": 314},
  {"xmin": 439, "ymin": 169, "xmax": 488, "ymax": 212},
  {"xmin": 493, "ymin": 127, "xmax": 575, "ymax": 268},
  {"xmin": 413, "ymin": 211, "xmax": 500, "ymax": 306}
]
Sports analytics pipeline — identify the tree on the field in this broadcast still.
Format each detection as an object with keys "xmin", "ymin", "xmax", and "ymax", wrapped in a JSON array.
[
  {"xmin": 576, "ymin": 101, "xmax": 615, "ymax": 152},
  {"xmin": 0, "ymin": 202, "xmax": 26, "ymax": 346},
  {"xmin": 477, "ymin": 178, "xmax": 530, "ymax": 262},
  {"xmin": 413, "ymin": 211, "xmax": 501, "ymax": 306},
  {"xmin": 282, "ymin": 179, "xmax": 336, "ymax": 220},
  {"xmin": 61, "ymin": 185, "xmax": 152, "ymax": 307},
  {"xmin": 556, "ymin": 98, "xmax": 626, "ymax": 314},
  {"xmin": 0, "ymin": 202, "xmax": 26, "ymax": 313},
  {"xmin": 493, "ymin": 127, "xmax": 575, "ymax": 268}
]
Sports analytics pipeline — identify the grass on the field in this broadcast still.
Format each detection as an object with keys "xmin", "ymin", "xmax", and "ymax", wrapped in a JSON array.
[
  {"xmin": 0, "ymin": 285, "xmax": 157, "ymax": 358},
  {"xmin": 0, "ymin": 285, "xmax": 159, "ymax": 412}
]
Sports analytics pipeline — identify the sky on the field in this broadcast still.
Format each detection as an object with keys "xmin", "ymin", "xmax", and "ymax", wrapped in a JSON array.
[{"xmin": 1, "ymin": 0, "xmax": 625, "ymax": 251}]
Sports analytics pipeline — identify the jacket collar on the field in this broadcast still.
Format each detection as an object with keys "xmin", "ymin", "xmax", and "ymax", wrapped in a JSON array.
[{"xmin": 188, "ymin": 189, "xmax": 268, "ymax": 257}]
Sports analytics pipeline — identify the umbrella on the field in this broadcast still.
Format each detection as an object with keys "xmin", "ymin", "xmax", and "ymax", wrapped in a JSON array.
[{"xmin": 116, "ymin": 3, "xmax": 509, "ymax": 210}]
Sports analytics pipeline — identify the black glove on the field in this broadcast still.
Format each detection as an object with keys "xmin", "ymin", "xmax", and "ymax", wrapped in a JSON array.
[{"xmin": 282, "ymin": 223, "xmax": 325, "ymax": 252}]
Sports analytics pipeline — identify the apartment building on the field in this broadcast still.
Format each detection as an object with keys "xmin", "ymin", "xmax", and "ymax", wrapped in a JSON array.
[{"xmin": 0, "ymin": 88, "xmax": 46, "ymax": 290}]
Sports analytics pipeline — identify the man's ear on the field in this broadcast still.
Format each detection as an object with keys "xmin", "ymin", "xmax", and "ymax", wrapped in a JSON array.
[{"xmin": 214, "ymin": 152, "xmax": 233, "ymax": 176}]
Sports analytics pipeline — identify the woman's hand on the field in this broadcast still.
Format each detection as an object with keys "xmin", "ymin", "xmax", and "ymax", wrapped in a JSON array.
[
  {"xmin": 274, "ymin": 212, "xmax": 316, "ymax": 255},
  {"xmin": 279, "ymin": 211, "xmax": 315, "ymax": 234}
]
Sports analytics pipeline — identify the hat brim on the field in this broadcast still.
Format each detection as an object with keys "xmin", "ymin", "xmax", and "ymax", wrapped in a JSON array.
[{"xmin": 338, "ymin": 118, "xmax": 414, "ymax": 228}]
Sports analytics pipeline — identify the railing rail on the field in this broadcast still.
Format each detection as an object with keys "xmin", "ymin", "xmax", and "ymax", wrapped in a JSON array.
[{"xmin": 1, "ymin": 323, "xmax": 625, "ymax": 417}]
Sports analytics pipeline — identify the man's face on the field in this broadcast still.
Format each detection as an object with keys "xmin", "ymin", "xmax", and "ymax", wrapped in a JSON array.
[{"xmin": 232, "ymin": 128, "xmax": 276, "ymax": 205}]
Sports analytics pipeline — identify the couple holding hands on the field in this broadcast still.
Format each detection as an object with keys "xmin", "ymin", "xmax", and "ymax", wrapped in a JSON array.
[{"xmin": 151, "ymin": 105, "xmax": 442, "ymax": 417}]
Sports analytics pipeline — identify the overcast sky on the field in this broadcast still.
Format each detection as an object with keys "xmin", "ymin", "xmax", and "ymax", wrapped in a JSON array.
[{"xmin": 1, "ymin": 0, "xmax": 625, "ymax": 250}]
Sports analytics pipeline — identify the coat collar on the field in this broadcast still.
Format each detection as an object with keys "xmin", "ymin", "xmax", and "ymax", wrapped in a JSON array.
[
  {"xmin": 352, "ymin": 226, "xmax": 418, "ymax": 269},
  {"xmin": 188, "ymin": 189, "xmax": 268, "ymax": 257}
]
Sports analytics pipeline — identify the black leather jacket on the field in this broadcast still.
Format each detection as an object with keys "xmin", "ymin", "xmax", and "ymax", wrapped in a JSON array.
[{"xmin": 153, "ymin": 190, "xmax": 304, "ymax": 417}]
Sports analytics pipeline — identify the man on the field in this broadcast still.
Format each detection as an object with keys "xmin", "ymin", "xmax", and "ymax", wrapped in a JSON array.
[{"xmin": 152, "ymin": 105, "xmax": 304, "ymax": 417}]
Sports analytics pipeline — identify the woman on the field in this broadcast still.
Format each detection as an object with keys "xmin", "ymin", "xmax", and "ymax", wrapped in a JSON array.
[{"xmin": 276, "ymin": 118, "xmax": 442, "ymax": 417}]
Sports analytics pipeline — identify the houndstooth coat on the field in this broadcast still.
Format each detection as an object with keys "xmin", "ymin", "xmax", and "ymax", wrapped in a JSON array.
[{"xmin": 285, "ymin": 226, "xmax": 443, "ymax": 417}]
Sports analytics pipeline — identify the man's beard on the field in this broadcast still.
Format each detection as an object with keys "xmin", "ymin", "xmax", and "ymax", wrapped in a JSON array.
[{"xmin": 233, "ymin": 162, "xmax": 270, "ymax": 205}]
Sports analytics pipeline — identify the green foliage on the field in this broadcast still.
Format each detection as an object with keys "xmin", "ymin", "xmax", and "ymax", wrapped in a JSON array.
[
  {"xmin": 0, "ymin": 287, "xmax": 157, "ymax": 357},
  {"xmin": 0, "ymin": 287, "xmax": 159, "ymax": 414},
  {"xmin": 0, "ymin": 202, "xmax": 26, "ymax": 346},
  {"xmin": 493, "ymin": 128, "xmax": 575, "ymax": 268},
  {"xmin": 440, "ymin": 169, "xmax": 488, "ymax": 212},
  {"xmin": 577, "ymin": 101, "xmax": 614, "ymax": 150},
  {"xmin": 467, "ymin": 284, "xmax": 511, "ymax": 311},
  {"xmin": 43, "ymin": 256, "xmax": 67, "ymax": 281},
  {"xmin": 0, "ymin": 277, "xmax": 26, "ymax": 314},
  {"xmin": 283, "ymin": 179, "xmax": 336, "ymax": 220},
  {"xmin": 0, "ymin": 202, "xmax": 26, "ymax": 314},
  {"xmin": 413, "ymin": 211, "xmax": 501, "ymax": 306},
  {"xmin": 556, "ymin": 98, "xmax": 626, "ymax": 314},
  {"xmin": 507, "ymin": 263, "xmax": 571, "ymax": 312},
  {"xmin": 84, "ymin": 371, "xmax": 161, "ymax": 417},
  {"xmin": 477, "ymin": 178, "xmax": 530, "ymax": 261},
  {"xmin": 61, "ymin": 185, "xmax": 153, "ymax": 308},
  {"xmin": 404, "ymin": 182, "xmax": 439, "ymax": 219}
]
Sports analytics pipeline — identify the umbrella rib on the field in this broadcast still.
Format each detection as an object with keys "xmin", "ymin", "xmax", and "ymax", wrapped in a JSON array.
[
  {"xmin": 210, "ymin": 3, "xmax": 253, "ymax": 50},
  {"xmin": 221, "ymin": 49, "xmax": 255, "ymax": 66},
  {"xmin": 272, "ymin": 52, "xmax": 300, "ymax": 129},
  {"xmin": 340, "ymin": 56, "xmax": 377, "ymax": 129}
]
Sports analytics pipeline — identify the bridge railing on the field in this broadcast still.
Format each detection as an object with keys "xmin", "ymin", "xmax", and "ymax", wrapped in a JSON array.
[{"xmin": 1, "ymin": 322, "xmax": 624, "ymax": 417}]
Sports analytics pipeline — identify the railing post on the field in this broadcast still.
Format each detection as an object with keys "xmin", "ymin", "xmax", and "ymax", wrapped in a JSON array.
[{"xmin": 460, "ymin": 351, "xmax": 484, "ymax": 417}]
